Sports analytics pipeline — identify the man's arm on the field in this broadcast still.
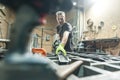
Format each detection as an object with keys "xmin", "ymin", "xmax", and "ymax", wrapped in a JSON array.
[
  {"xmin": 56, "ymin": 23, "xmax": 72, "ymax": 55},
  {"xmin": 61, "ymin": 31, "xmax": 70, "ymax": 46},
  {"xmin": 56, "ymin": 34, "xmax": 60, "ymax": 40},
  {"xmin": 55, "ymin": 31, "xmax": 69, "ymax": 56}
]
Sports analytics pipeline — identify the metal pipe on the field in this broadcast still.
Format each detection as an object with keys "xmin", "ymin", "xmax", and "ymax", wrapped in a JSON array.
[{"xmin": 56, "ymin": 61, "xmax": 83, "ymax": 79}]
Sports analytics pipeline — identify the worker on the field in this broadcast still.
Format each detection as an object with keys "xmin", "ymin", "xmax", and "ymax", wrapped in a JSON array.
[{"xmin": 55, "ymin": 11, "xmax": 73, "ymax": 56}]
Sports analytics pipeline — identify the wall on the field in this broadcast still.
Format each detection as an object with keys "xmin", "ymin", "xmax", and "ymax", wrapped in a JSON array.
[
  {"xmin": 84, "ymin": 0, "xmax": 120, "ymax": 39},
  {"xmin": 31, "ymin": 26, "xmax": 54, "ymax": 53},
  {"xmin": 0, "ymin": 4, "xmax": 15, "ymax": 48},
  {"xmin": 82, "ymin": 0, "xmax": 120, "ymax": 56}
]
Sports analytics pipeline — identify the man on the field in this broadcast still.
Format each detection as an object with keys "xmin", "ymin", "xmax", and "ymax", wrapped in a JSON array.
[{"xmin": 55, "ymin": 11, "xmax": 73, "ymax": 56}]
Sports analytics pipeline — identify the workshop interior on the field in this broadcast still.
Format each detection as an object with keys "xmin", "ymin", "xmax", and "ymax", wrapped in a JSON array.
[{"xmin": 0, "ymin": 0, "xmax": 120, "ymax": 80}]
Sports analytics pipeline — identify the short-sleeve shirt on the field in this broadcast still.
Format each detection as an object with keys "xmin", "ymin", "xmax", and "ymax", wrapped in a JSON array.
[{"xmin": 56, "ymin": 22, "xmax": 73, "ymax": 52}]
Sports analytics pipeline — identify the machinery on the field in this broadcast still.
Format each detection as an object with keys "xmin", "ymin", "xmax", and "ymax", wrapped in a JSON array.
[{"xmin": 47, "ymin": 51, "xmax": 120, "ymax": 80}]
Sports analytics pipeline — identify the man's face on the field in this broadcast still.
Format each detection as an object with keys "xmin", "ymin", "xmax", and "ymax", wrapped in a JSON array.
[{"xmin": 56, "ymin": 14, "xmax": 65, "ymax": 24}]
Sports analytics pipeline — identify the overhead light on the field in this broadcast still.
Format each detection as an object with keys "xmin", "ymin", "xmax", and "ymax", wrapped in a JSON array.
[
  {"xmin": 73, "ymin": 1, "xmax": 77, "ymax": 6},
  {"xmin": 0, "ymin": 5, "xmax": 5, "ymax": 9},
  {"xmin": 91, "ymin": 0, "xmax": 97, "ymax": 3}
]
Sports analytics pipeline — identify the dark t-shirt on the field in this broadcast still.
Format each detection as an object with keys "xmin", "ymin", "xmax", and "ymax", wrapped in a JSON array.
[{"xmin": 56, "ymin": 22, "xmax": 73, "ymax": 52}]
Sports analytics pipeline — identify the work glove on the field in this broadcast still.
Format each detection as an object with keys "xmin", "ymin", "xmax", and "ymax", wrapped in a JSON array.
[{"xmin": 56, "ymin": 44, "xmax": 67, "ymax": 56}]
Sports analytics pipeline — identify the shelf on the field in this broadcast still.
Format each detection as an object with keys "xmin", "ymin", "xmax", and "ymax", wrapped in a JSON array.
[
  {"xmin": 82, "ymin": 38, "xmax": 120, "ymax": 42},
  {"xmin": 0, "ymin": 39, "xmax": 10, "ymax": 42}
]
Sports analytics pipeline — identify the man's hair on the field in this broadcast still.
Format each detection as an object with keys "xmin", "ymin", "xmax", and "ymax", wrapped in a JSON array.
[{"xmin": 56, "ymin": 11, "xmax": 65, "ymax": 17}]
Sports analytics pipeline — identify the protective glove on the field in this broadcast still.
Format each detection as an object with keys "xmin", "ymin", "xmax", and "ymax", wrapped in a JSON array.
[{"xmin": 56, "ymin": 44, "xmax": 67, "ymax": 56}]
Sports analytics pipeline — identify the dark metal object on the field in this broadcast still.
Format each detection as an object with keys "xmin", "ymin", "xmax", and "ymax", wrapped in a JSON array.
[
  {"xmin": 41, "ymin": 28, "xmax": 43, "ymax": 48},
  {"xmin": 32, "ymin": 33, "xmax": 39, "ymax": 48},
  {"xmin": 58, "ymin": 52, "xmax": 71, "ymax": 64},
  {"xmin": 56, "ymin": 61, "xmax": 83, "ymax": 79},
  {"xmin": 67, "ymin": 71, "xmax": 120, "ymax": 80},
  {"xmin": 47, "ymin": 51, "xmax": 120, "ymax": 80},
  {"xmin": 67, "ymin": 52, "xmax": 120, "ymax": 62},
  {"xmin": 66, "ymin": 52, "xmax": 120, "ymax": 80},
  {"xmin": 79, "ymin": 71, "xmax": 120, "ymax": 80},
  {"xmin": 0, "ymin": 9, "xmax": 6, "ymax": 16}
]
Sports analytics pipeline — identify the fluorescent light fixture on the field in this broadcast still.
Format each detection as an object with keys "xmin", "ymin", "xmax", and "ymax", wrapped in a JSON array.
[
  {"xmin": 73, "ymin": 1, "xmax": 77, "ymax": 6},
  {"xmin": 90, "ymin": 0, "xmax": 110, "ymax": 16},
  {"xmin": 91, "ymin": 0, "xmax": 97, "ymax": 3}
]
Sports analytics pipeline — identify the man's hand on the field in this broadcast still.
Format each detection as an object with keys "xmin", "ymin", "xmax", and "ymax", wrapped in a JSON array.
[{"xmin": 56, "ymin": 44, "xmax": 67, "ymax": 56}]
